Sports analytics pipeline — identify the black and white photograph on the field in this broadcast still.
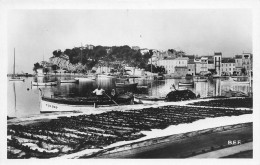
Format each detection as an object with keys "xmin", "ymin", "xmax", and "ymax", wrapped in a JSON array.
[{"xmin": 1, "ymin": 0, "xmax": 259, "ymax": 163}]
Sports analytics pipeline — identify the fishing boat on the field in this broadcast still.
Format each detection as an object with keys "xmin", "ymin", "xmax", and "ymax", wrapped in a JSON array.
[
  {"xmin": 212, "ymin": 74, "xmax": 221, "ymax": 78},
  {"xmin": 9, "ymin": 77, "xmax": 25, "ymax": 81},
  {"xmin": 221, "ymin": 80, "xmax": 250, "ymax": 84},
  {"xmin": 9, "ymin": 48, "xmax": 25, "ymax": 81},
  {"xmin": 75, "ymin": 76, "xmax": 96, "ymax": 81},
  {"xmin": 40, "ymin": 93, "xmax": 134, "ymax": 112},
  {"xmin": 194, "ymin": 76, "xmax": 208, "ymax": 82},
  {"xmin": 31, "ymin": 81, "xmax": 58, "ymax": 86},
  {"xmin": 232, "ymin": 80, "xmax": 250, "ymax": 84},
  {"xmin": 115, "ymin": 83, "xmax": 138, "ymax": 88},
  {"xmin": 59, "ymin": 79, "xmax": 79, "ymax": 83},
  {"xmin": 97, "ymin": 73, "xmax": 115, "ymax": 78},
  {"xmin": 134, "ymin": 95, "xmax": 165, "ymax": 104},
  {"xmin": 178, "ymin": 82, "xmax": 194, "ymax": 86}
]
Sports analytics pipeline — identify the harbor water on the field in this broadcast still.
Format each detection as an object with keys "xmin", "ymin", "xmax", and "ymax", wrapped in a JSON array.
[{"xmin": 7, "ymin": 76, "xmax": 251, "ymax": 118}]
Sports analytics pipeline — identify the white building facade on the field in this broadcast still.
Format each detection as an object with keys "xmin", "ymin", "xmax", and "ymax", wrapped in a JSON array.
[{"xmin": 157, "ymin": 57, "xmax": 188, "ymax": 74}]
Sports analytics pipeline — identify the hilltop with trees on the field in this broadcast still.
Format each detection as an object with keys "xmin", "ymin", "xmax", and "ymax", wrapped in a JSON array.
[{"xmin": 33, "ymin": 45, "xmax": 166, "ymax": 74}]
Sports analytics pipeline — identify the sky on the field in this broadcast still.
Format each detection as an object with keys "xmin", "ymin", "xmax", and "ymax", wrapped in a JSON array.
[{"xmin": 7, "ymin": 9, "xmax": 252, "ymax": 74}]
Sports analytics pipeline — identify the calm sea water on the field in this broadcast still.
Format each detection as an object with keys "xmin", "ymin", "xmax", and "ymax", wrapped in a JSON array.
[{"xmin": 7, "ymin": 76, "xmax": 251, "ymax": 118}]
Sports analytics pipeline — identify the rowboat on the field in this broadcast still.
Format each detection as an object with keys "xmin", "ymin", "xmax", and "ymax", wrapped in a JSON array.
[
  {"xmin": 212, "ymin": 75, "xmax": 221, "ymax": 78},
  {"xmin": 116, "ymin": 83, "xmax": 138, "ymax": 88},
  {"xmin": 59, "ymin": 79, "xmax": 79, "ymax": 83},
  {"xmin": 134, "ymin": 95, "xmax": 165, "ymax": 104},
  {"xmin": 40, "ymin": 94, "xmax": 134, "ymax": 112},
  {"xmin": 31, "ymin": 81, "xmax": 58, "ymax": 86},
  {"xmin": 9, "ymin": 77, "xmax": 25, "ymax": 81},
  {"xmin": 75, "ymin": 77, "xmax": 96, "ymax": 81},
  {"xmin": 97, "ymin": 74, "xmax": 115, "ymax": 78},
  {"xmin": 232, "ymin": 80, "xmax": 250, "ymax": 84},
  {"xmin": 194, "ymin": 76, "xmax": 208, "ymax": 82},
  {"xmin": 178, "ymin": 82, "xmax": 194, "ymax": 86}
]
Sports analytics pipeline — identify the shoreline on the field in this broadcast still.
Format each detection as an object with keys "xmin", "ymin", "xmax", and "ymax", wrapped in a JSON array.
[
  {"xmin": 73, "ymin": 122, "xmax": 253, "ymax": 158},
  {"xmin": 7, "ymin": 97, "xmax": 253, "ymax": 159}
]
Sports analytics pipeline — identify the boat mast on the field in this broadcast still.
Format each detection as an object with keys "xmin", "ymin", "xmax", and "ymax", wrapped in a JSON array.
[
  {"xmin": 13, "ymin": 48, "xmax": 15, "ymax": 76},
  {"xmin": 81, "ymin": 43, "xmax": 83, "ymax": 64}
]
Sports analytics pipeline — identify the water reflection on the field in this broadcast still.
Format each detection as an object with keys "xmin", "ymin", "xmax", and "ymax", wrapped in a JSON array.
[{"xmin": 8, "ymin": 76, "xmax": 251, "ymax": 117}]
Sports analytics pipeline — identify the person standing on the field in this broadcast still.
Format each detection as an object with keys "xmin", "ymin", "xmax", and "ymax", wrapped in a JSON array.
[{"xmin": 93, "ymin": 86, "xmax": 105, "ymax": 101}]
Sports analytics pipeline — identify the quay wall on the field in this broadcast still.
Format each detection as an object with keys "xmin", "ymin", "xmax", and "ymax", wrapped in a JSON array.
[{"xmin": 85, "ymin": 122, "xmax": 252, "ymax": 158}]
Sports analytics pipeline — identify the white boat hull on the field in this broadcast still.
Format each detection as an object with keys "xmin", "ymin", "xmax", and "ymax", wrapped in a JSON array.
[
  {"xmin": 60, "ymin": 79, "xmax": 79, "ymax": 83},
  {"xmin": 32, "ymin": 81, "xmax": 57, "ymax": 86},
  {"xmin": 41, "ymin": 99, "xmax": 95, "ymax": 112},
  {"xmin": 195, "ymin": 80, "xmax": 207, "ymax": 82},
  {"xmin": 178, "ymin": 82, "xmax": 194, "ymax": 86},
  {"xmin": 9, "ymin": 78, "xmax": 25, "ymax": 81},
  {"xmin": 221, "ymin": 80, "xmax": 250, "ymax": 85},
  {"xmin": 75, "ymin": 77, "xmax": 95, "ymax": 81},
  {"xmin": 134, "ymin": 97, "xmax": 165, "ymax": 104}
]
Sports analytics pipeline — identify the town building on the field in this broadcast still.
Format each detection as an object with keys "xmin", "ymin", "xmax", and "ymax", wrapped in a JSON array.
[
  {"xmin": 85, "ymin": 44, "xmax": 94, "ymax": 50},
  {"xmin": 234, "ymin": 55, "xmax": 243, "ymax": 75},
  {"xmin": 221, "ymin": 58, "xmax": 235, "ymax": 76},
  {"xmin": 140, "ymin": 48, "xmax": 149, "ymax": 55},
  {"xmin": 242, "ymin": 53, "xmax": 252, "ymax": 75},
  {"xmin": 187, "ymin": 58, "xmax": 196, "ymax": 76},
  {"xmin": 157, "ymin": 57, "xmax": 188, "ymax": 75},
  {"xmin": 132, "ymin": 46, "xmax": 140, "ymax": 50},
  {"xmin": 194, "ymin": 57, "xmax": 209, "ymax": 75},
  {"xmin": 95, "ymin": 66, "xmax": 112, "ymax": 74},
  {"xmin": 125, "ymin": 67, "xmax": 145, "ymax": 76},
  {"xmin": 214, "ymin": 52, "xmax": 222, "ymax": 76}
]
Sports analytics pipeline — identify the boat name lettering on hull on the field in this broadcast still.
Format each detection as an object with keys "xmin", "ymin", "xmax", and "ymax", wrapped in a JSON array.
[{"xmin": 46, "ymin": 104, "xmax": 58, "ymax": 109}]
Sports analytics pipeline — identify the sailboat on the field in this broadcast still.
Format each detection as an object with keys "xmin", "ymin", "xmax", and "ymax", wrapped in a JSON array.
[{"xmin": 9, "ymin": 48, "xmax": 25, "ymax": 81}]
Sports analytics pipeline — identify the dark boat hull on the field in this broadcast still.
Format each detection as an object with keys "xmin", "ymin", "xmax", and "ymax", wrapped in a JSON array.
[
  {"xmin": 41, "ymin": 95, "xmax": 133, "ymax": 112},
  {"xmin": 116, "ymin": 83, "xmax": 138, "ymax": 88}
]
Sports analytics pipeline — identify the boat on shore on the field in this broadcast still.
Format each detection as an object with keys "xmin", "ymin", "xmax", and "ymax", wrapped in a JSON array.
[
  {"xmin": 40, "ymin": 93, "xmax": 134, "ymax": 112},
  {"xmin": 31, "ymin": 81, "xmax": 58, "ymax": 86},
  {"xmin": 59, "ymin": 79, "xmax": 79, "ymax": 83},
  {"xmin": 178, "ymin": 82, "xmax": 194, "ymax": 86},
  {"xmin": 134, "ymin": 95, "xmax": 165, "ymax": 104}
]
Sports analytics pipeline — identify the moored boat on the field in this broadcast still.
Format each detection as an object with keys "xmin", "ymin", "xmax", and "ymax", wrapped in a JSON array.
[
  {"xmin": 31, "ymin": 81, "xmax": 58, "ymax": 86},
  {"xmin": 212, "ymin": 74, "xmax": 221, "ymax": 78},
  {"xmin": 9, "ymin": 48, "xmax": 25, "ymax": 82},
  {"xmin": 178, "ymin": 82, "xmax": 194, "ymax": 86},
  {"xmin": 194, "ymin": 76, "xmax": 208, "ymax": 82},
  {"xmin": 116, "ymin": 83, "xmax": 138, "ymax": 88},
  {"xmin": 40, "ymin": 94, "xmax": 134, "ymax": 112},
  {"xmin": 75, "ymin": 77, "xmax": 96, "ymax": 81},
  {"xmin": 134, "ymin": 95, "xmax": 165, "ymax": 104},
  {"xmin": 59, "ymin": 79, "xmax": 79, "ymax": 83},
  {"xmin": 9, "ymin": 77, "xmax": 25, "ymax": 81},
  {"xmin": 97, "ymin": 74, "xmax": 115, "ymax": 78},
  {"xmin": 221, "ymin": 80, "xmax": 250, "ymax": 84}
]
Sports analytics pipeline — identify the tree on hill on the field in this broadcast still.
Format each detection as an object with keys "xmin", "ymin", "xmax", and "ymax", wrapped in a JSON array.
[
  {"xmin": 49, "ymin": 45, "xmax": 158, "ymax": 72},
  {"xmin": 33, "ymin": 62, "xmax": 43, "ymax": 72},
  {"xmin": 53, "ymin": 50, "xmax": 62, "ymax": 57}
]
